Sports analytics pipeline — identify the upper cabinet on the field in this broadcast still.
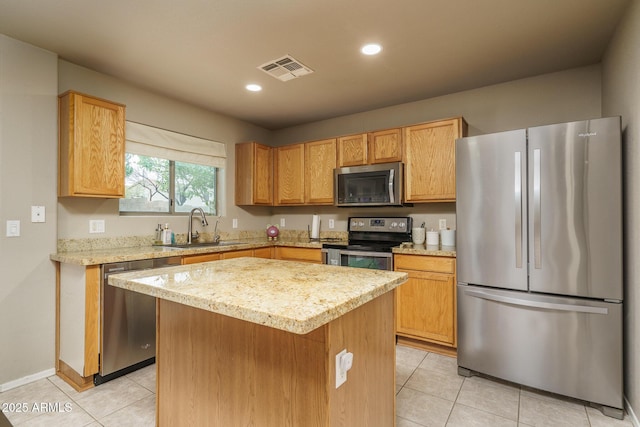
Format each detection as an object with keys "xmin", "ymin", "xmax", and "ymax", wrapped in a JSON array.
[
  {"xmin": 368, "ymin": 128, "xmax": 403, "ymax": 164},
  {"xmin": 337, "ymin": 133, "xmax": 368, "ymax": 167},
  {"xmin": 275, "ymin": 139, "xmax": 336, "ymax": 206},
  {"xmin": 403, "ymin": 117, "xmax": 467, "ymax": 203},
  {"xmin": 235, "ymin": 141, "xmax": 273, "ymax": 206},
  {"xmin": 337, "ymin": 129, "xmax": 402, "ymax": 167},
  {"xmin": 274, "ymin": 143, "xmax": 306, "ymax": 205},
  {"xmin": 304, "ymin": 138, "xmax": 336, "ymax": 205},
  {"xmin": 58, "ymin": 91, "xmax": 126, "ymax": 198}
]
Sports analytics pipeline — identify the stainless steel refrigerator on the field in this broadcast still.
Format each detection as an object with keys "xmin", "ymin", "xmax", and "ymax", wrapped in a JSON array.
[{"xmin": 455, "ymin": 117, "xmax": 623, "ymax": 418}]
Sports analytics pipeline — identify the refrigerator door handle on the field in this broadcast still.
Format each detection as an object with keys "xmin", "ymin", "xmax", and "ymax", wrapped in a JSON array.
[
  {"xmin": 463, "ymin": 288, "xmax": 609, "ymax": 315},
  {"xmin": 515, "ymin": 152, "xmax": 523, "ymax": 268},
  {"xmin": 533, "ymin": 148, "xmax": 542, "ymax": 269}
]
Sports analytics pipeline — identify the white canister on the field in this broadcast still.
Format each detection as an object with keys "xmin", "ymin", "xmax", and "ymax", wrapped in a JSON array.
[
  {"xmin": 441, "ymin": 229, "xmax": 456, "ymax": 247},
  {"xmin": 412, "ymin": 228, "xmax": 426, "ymax": 245},
  {"xmin": 426, "ymin": 230, "xmax": 439, "ymax": 246}
]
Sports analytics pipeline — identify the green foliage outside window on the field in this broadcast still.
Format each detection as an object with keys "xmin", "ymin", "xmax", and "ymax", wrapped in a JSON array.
[{"xmin": 120, "ymin": 154, "xmax": 218, "ymax": 215}]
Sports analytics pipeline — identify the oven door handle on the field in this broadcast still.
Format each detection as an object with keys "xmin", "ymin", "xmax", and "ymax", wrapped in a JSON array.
[{"xmin": 334, "ymin": 249, "xmax": 393, "ymax": 258}]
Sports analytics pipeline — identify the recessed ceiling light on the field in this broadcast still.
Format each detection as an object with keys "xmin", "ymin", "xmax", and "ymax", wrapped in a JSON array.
[
  {"xmin": 361, "ymin": 43, "xmax": 382, "ymax": 55},
  {"xmin": 246, "ymin": 84, "xmax": 262, "ymax": 92}
]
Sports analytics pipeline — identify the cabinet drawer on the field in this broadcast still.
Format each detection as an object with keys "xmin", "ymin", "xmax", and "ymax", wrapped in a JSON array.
[
  {"xmin": 394, "ymin": 254, "xmax": 455, "ymax": 273},
  {"xmin": 275, "ymin": 247, "xmax": 322, "ymax": 263}
]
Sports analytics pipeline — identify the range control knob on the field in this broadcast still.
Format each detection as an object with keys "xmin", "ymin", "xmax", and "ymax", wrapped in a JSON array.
[{"xmin": 358, "ymin": 221, "xmax": 365, "ymax": 227}]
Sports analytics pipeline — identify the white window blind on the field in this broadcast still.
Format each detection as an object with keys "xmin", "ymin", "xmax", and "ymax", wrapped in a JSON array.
[{"xmin": 125, "ymin": 121, "xmax": 226, "ymax": 168}]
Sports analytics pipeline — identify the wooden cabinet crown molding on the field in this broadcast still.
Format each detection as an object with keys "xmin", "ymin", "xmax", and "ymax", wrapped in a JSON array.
[{"xmin": 58, "ymin": 91, "xmax": 126, "ymax": 198}]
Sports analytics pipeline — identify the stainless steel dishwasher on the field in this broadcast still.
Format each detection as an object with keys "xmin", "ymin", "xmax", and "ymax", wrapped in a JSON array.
[{"xmin": 94, "ymin": 256, "xmax": 181, "ymax": 385}]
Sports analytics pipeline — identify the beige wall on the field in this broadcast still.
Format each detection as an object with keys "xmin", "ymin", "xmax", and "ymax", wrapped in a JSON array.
[
  {"xmin": 0, "ymin": 36, "xmax": 58, "ymax": 386},
  {"xmin": 270, "ymin": 65, "xmax": 602, "ymax": 234},
  {"xmin": 57, "ymin": 60, "xmax": 274, "ymax": 240},
  {"xmin": 602, "ymin": 0, "xmax": 640, "ymax": 420}
]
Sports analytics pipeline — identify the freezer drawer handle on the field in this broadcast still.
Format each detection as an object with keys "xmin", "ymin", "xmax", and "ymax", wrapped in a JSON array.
[{"xmin": 464, "ymin": 288, "xmax": 608, "ymax": 315}]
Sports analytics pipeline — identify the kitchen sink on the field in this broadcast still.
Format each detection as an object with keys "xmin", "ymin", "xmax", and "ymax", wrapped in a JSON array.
[{"xmin": 163, "ymin": 241, "xmax": 243, "ymax": 248}]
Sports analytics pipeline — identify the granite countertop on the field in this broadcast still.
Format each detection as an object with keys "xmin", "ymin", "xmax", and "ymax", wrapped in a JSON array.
[
  {"xmin": 50, "ymin": 237, "xmax": 456, "ymax": 266},
  {"xmin": 50, "ymin": 237, "xmax": 337, "ymax": 265},
  {"xmin": 392, "ymin": 243, "xmax": 456, "ymax": 257},
  {"xmin": 108, "ymin": 257, "xmax": 408, "ymax": 335}
]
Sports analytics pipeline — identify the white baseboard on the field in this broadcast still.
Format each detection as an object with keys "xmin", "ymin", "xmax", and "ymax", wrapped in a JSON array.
[
  {"xmin": 627, "ymin": 396, "xmax": 640, "ymax": 427},
  {"xmin": 0, "ymin": 368, "xmax": 56, "ymax": 392}
]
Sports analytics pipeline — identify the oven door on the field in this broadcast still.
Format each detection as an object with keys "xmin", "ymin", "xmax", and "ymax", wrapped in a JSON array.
[{"xmin": 323, "ymin": 248, "xmax": 393, "ymax": 270}]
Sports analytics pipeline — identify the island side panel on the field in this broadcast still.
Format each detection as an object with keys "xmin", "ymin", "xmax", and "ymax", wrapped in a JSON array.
[
  {"xmin": 156, "ymin": 299, "xmax": 328, "ymax": 427},
  {"xmin": 327, "ymin": 291, "xmax": 396, "ymax": 427}
]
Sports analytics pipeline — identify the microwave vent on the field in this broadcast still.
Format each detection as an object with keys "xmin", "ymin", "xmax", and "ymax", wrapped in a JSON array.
[{"xmin": 258, "ymin": 55, "xmax": 314, "ymax": 82}]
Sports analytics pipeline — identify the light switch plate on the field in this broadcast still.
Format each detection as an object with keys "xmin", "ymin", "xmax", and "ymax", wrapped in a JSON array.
[
  {"xmin": 439, "ymin": 219, "xmax": 447, "ymax": 230},
  {"xmin": 31, "ymin": 206, "xmax": 45, "ymax": 223},
  {"xmin": 89, "ymin": 219, "xmax": 105, "ymax": 233},
  {"xmin": 6, "ymin": 220, "xmax": 20, "ymax": 237},
  {"xmin": 280, "ymin": 218, "xmax": 286, "ymax": 227},
  {"xmin": 329, "ymin": 219, "xmax": 335, "ymax": 229}
]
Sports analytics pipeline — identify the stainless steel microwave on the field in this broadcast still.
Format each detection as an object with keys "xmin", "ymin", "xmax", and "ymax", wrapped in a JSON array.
[{"xmin": 334, "ymin": 162, "xmax": 404, "ymax": 207}]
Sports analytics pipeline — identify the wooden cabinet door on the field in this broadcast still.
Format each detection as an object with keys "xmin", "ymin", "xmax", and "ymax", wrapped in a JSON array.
[
  {"xmin": 221, "ymin": 249, "xmax": 255, "ymax": 259},
  {"xmin": 337, "ymin": 134, "xmax": 368, "ymax": 167},
  {"xmin": 253, "ymin": 247, "xmax": 273, "ymax": 259},
  {"xmin": 58, "ymin": 91, "xmax": 125, "ymax": 198},
  {"xmin": 403, "ymin": 118, "xmax": 467, "ymax": 202},
  {"xmin": 235, "ymin": 142, "xmax": 273, "ymax": 206},
  {"xmin": 395, "ymin": 268, "xmax": 456, "ymax": 346},
  {"xmin": 368, "ymin": 128, "xmax": 403, "ymax": 164},
  {"xmin": 305, "ymin": 138, "xmax": 336, "ymax": 205},
  {"xmin": 275, "ymin": 144, "xmax": 305, "ymax": 205}
]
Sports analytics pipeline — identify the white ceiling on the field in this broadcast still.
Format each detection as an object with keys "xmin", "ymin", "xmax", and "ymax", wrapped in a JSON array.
[{"xmin": 0, "ymin": 0, "xmax": 630, "ymax": 130}]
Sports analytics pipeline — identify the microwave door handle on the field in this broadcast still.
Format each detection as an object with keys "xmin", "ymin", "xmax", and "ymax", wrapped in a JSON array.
[{"xmin": 388, "ymin": 169, "xmax": 395, "ymax": 204}]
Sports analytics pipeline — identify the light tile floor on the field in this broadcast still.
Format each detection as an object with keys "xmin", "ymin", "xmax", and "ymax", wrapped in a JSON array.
[{"xmin": 0, "ymin": 345, "xmax": 635, "ymax": 426}]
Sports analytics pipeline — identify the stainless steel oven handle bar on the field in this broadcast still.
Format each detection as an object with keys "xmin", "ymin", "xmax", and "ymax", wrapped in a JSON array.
[{"xmin": 332, "ymin": 249, "xmax": 393, "ymax": 258}]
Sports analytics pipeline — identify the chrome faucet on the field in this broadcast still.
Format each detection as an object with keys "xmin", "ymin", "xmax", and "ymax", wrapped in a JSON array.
[
  {"xmin": 187, "ymin": 208, "xmax": 209, "ymax": 244},
  {"xmin": 213, "ymin": 217, "xmax": 221, "ymax": 243}
]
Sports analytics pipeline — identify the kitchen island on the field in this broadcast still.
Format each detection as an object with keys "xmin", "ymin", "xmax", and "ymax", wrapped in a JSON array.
[{"xmin": 108, "ymin": 257, "xmax": 408, "ymax": 427}]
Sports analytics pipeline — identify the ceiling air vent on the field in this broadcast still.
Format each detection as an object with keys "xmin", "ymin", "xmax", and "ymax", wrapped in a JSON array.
[{"xmin": 258, "ymin": 55, "xmax": 314, "ymax": 82}]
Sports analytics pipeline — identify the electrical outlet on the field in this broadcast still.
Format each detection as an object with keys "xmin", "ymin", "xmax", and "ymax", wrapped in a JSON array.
[
  {"xmin": 89, "ymin": 219, "xmax": 105, "ymax": 233},
  {"xmin": 232, "ymin": 218, "xmax": 238, "ymax": 229},
  {"xmin": 329, "ymin": 219, "xmax": 335, "ymax": 229},
  {"xmin": 280, "ymin": 218, "xmax": 286, "ymax": 227},
  {"xmin": 439, "ymin": 219, "xmax": 447, "ymax": 230},
  {"xmin": 335, "ymin": 349, "xmax": 354, "ymax": 388},
  {"xmin": 31, "ymin": 206, "xmax": 45, "ymax": 223}
]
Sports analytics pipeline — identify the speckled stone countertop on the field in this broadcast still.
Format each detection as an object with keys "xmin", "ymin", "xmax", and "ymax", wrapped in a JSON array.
[
  {"xmin": 108, "ymin": 257, "xmax": 408, "ymax": 335},
  {"xmin": 392, "ymin": 243, "xmax": 456, "ymax": 257},
  {"xmin": 50, "ymin": 237, "xmax": 339, "ymax": 265}
]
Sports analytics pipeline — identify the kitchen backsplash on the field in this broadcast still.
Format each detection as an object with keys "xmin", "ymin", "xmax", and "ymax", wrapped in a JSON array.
[{"xmin": 57, "ymin": 229, "xmax": 348, "ymax": 252}]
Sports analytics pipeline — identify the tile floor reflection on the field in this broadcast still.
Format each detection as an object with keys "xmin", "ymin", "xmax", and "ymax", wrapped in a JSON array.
[{"xmin": 0, "ymin": 345, "xmax": 635, "ymax": 426}]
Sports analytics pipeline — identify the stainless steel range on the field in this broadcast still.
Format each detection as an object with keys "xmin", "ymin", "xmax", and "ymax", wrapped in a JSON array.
[{"xmin": 321, "ymin": 216, "xmax": 412, "ymax": 270}]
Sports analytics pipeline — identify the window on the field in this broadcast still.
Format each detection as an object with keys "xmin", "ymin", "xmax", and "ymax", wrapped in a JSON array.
[{"xmin": 119, "ymin": 122, "xmax": 226, "ymax": 215}]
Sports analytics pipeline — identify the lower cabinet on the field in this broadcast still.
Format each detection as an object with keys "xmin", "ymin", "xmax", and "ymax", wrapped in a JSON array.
[
  {"xmin": 394, "ymin": 254, "xmax": 456, "ymax": 354},
  {"xmin": 274, "ymin": 247, "xmax": 322, "ymax": 263}
]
